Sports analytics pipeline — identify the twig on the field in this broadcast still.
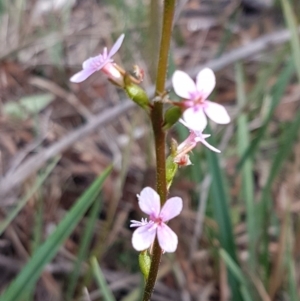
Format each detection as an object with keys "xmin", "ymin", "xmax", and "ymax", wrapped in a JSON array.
[
  {"xmin": 0, "ymin": 101, "xmax": 133, "ymax": 198},
  {"xmin": 5, "ymin": 110, "xmax": 52, "ymax": 177},
  {"xmin": 82, "ymin": 288, "xmax": 92, "ymax": 301},
  {"xmin": 29, "ymin": 76, "xmax": 93, "ymax": 120},
  {"xmin": 0, "ymin": 27, "xmax": 297, "ymax": 199}
]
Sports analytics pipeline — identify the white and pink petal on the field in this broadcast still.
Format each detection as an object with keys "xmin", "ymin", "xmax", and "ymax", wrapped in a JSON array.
[
  {"xmin": 183, "ymin": 107, "xmax": 207, "ymax": 131},
  {"xmin": 157, "ymin": 223, "xmax": 178, "ymax": 253},
  {"xmin": 131, "ymin": 224, "xmax": 156, "ymax": 251},
  {"xmin": 109, "ymin": 34, "xmax": 125, "ymax": 57},
  {"xmin": 70, "ymin": 68, "xmax": 96, "ymax": 83},
  {"xmin": 198, "ymin": 137, "xmax": 221, "ymax": 153},
  {"xmin": 196, "ymin": 68, "xmax": 216, "ymax": 99},
  {"xmin": 160, "ymin": 197, "xmax": 183, "ymax": 222},
  {"xmin": 203, "ymin": 101, "xmax": 230, "ymax": 124},
  {"xmin": 138, "ymin": 187, "xmax": 161, "ymax": 217},
  {"xmin": 172, "ymin": 71, "xmax": 196, "ymax": 99}
]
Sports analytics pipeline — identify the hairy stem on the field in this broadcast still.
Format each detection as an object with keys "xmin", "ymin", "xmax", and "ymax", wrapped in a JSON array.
[{"xmin": 142, "ymin": 1, "xmax": 176, "ymax": 301}]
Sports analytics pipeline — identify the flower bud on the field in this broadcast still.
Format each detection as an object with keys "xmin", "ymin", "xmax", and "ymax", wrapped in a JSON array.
[
  {"xmin": 124, "ymin": 74, "xmax": 150, "ymax": 112},
  {"xmin": 163, "ymin": 106, "xmax": 182, "ymax": 130},
  {"xmin": 139, "ymin": 250, "xmax": 151, "ymax": 281},
  {"xmin": 174, "ymin": 153, "xmax": 192, "ymax": 166},
  {"xmin": 170, "ymin": 138, "xmax": 178, "ymax": 156},
  {"xmin": 166, "ymin": 155, "xmax": 178, "ymax": 190}
]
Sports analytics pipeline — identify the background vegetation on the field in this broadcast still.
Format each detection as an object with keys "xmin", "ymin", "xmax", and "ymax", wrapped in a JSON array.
[{"xmin": 0, "ymin": 0, "xmax": 300, "ymax": 300}]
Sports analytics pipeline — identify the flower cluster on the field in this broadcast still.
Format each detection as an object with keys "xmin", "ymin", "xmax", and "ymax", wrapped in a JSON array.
[
  {"xmin": 69, "ymin": 35, "xmax": 231, "ymax": 254},
  {"xmin": 171, "ymin": 68, "xmax": 230, "ymax": 165}
]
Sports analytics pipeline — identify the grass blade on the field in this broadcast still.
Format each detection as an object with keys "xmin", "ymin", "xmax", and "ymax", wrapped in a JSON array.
[
  {"xmin": 235, "ymin": 62, "xmax": 256, "ymax": 269},
  {"xmin": 0, "ymin": 157, "xmax": 60, "ymax": 236},
  {"xmin": 286, "ymin": 216, "xmax": 299, "ymax": 301},
  {"xmin": 219, "ymin": 249, "xmax": 247, "ymax": 286},
  {"xmin": 237, "ymin": 59, "xmax": 295, "ymax": 169},
  {"xmin": 219, "ymin": 249, "xmax": 253, "ymax": 301},
  {"xmin": 0, "ymin": 166, "xmax": 112, "ymax": 301},
  {"xmin": 91, "ymin": 256, "xmax": 116, "ymax": 301},
  {"xmin": 66, "ymin": 194, "xmax": 103, "ymax": 301},
  {"xmin": 261, "ymin": 111, "xmax": 300, "ymax": 198},
  {"xmin": 205, "ymin": 130, "xmax": 242, "ymax": 301},
  {"xmin": 260, "ymin": 109, "xmax": 300, "ymax": 279},
  {"xmin": 280, "ymin": 0, "xmax": 300, "ymax": 82},
  {"xmin": 205, "ymin": 130, "xmax": 237, "ymax": 259}
]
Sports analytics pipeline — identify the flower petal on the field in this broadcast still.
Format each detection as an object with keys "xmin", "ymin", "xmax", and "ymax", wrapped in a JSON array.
[
  {"xmin": 172, "ymin": 71, "xmax": 196, "ymax": 99},
  {"xmin": 83, "ymin": 56, "xmax": 111, "ymax": 72},
  {"xmin": 157, "ymin": 223, "xmax": 178, "ymax": 253},
  {"xmin": 183, "ymin": 107, "xmax": 207, "ymax": 131},
  {"xmin": 160, "ymin": 197, "xmax": 183, "ymax": 222},
  {"xmin": 70, "ymin": 68, "xmax": 96, "ymax": 83},
  {"xmin": 132, "ymin": 224, "xmax": 156, "ymax": 251},
  {"xmin": 83, "ymin": 57, "xmax": 96, "ymax": 69},
  {"xmin": 138, "ymin": 187, "xmax": 161, "ymax": 217},
  {"xmin": 196, "ymin": 68, "xmax": 216, "ymax": 99},
  {"xmin": 196, "ymin": 137, "xmax": 221, "ymax": 153},
  {"xmin": 109, "ymin": 34, "xmax": 125, "ymax": 57},
  {"xmin": 204, "ymin": 101, "xmax": 230, "ymax": 124}
]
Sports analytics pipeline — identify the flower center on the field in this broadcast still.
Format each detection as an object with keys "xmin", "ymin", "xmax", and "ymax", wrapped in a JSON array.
[
  {"xmin": 151, "ymin": 216, "xmax": 163, "ymax": 226},
  {"xmin": 194, "ymin": 95, "xmax": 205, "ymax": 105},
  {"xmin": 185, "ymin": 91, "xmax": 205, "ymax": 108}
]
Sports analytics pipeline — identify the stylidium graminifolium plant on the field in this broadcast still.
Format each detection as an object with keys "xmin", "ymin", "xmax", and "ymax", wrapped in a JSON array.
[{"xmin": 70, "ymin": 31, "xmax": 230, "ymax": 293}]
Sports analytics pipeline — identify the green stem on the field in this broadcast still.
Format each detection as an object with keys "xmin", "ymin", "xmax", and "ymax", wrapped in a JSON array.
[
  {"xmin": 155, "ymin": 0, "xmax": 175, "ymax": 94},
  {"xmin": 142, "ymin": 1, "xmax": 176, "ymax": 301}
]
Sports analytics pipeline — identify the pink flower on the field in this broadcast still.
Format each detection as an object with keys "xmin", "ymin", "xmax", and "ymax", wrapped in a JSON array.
[
  {"xmin": 70, "ymin": 34, "xmax": 125, "ymax": 84},
  {"xmin": 175, "ymin": 120, "xmax": 221, "ymax": 159},
  {"xmin": 130, "ymin": 187, "xmax": 183, "ymax": 253},
  {"xmin": 172, "ymin": 68, "xmax": 230, "ymax": 131}
]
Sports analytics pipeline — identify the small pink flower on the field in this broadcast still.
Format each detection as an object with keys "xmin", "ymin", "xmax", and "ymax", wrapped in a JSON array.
[
  {"xmin": 70, "ymin": 34, "xmax": 125, "ymax": 84},
  {"xmin": 172, "ymin": 68, "xmax": 230, "ymax": 131},
  {"xmin": 130, "ymin": 187, "xmax": 183, "ymax": 253},
  {"xmin": 174, "ymin": 120, "xmax": 220, "ymax": 162}
]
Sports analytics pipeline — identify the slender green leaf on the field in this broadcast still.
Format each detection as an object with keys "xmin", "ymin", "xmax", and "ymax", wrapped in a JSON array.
[
  {"xmin": 235, "ymin": 62, "xmax": 256, "ymax": 269},
  {"xmin": 219, "ymin": 249, "xmax": 253, "ymax": 301},
  {"xmin": 205, "ymin": 130, "xmax": 237, "ymax": 258},
  {"xmin": 261, "ymin": 109, "xmax": 300, "ymax": 204},
  {"xmin": 260, "ymin": 108, "xmax": 300, "ymax": 280},
  {"xmin": 0, "ymin": 157, "xmax": 60, "ymax": 236},
  {"xmin": 205, "ymin": 129, "xmax": 242, "ymax": 301},
  {"xmin": 240, "ymin": 286, "xmax": 253, "ymax": 301},
  {"xmin": 286, "ymin": 216, "xmax": 299, "ymax": 301},
  {"xmin": 91, "ymin": 256, "xmax": 116, "ymax": 301},
  {"xmin": 237, "ymin": 59, "xmax": 295, "ymax": 169},
  {"xmin": 66, "ymin": 196, "xmax": 103, "ymax": 301},
  {"xmin": 219, "ymin": 249, "xmax": 247, "ymax": 285},
  {"xmin": 280, "ymin": 0, "xmax": 300, "ymax": 83},
  {"xmin": 0, "ymin": 166, "xmax": 112, "ymax": 301}
]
